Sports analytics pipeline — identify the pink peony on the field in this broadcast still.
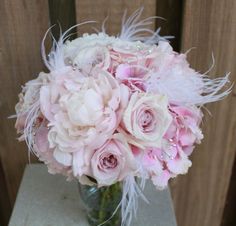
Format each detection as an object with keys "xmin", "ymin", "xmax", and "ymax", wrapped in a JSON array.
[
  {"xmin": 34, "ymin": 122, "xmax": 73, "ymax": 178},
  {"xmin": 40, "ymin": 67, "xmax": 129, "ymax": 175}
]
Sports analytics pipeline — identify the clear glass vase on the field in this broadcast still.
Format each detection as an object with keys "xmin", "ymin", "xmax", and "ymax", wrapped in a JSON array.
[{"xmin": 78, "ymin": 182, "xmax": 122, "ymax": 226}]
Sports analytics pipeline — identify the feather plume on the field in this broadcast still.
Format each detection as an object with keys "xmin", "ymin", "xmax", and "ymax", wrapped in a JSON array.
[
  {"xmin": 121, "ymin": 176, "xmax": 149, "ymax": 226},
  {"xmin": 41, "ymin": 22, "xmax": 96, "ymax": 72},
  {"xmin": 119, "ymin": 7, "xmax": 173, "ymax": 44}
]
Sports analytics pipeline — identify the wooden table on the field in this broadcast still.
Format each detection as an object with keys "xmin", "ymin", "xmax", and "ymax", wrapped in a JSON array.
[{"xmin": 9, "ymin": 164, "xmax": 177, "ymax": 226}]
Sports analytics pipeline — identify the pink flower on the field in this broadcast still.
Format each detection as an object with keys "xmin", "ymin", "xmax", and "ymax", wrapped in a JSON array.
[
  {"xmin": 120, "ymin": 92, "xmax": 172, "ymax": 148},
  {"xmin": 116, "ymin": 64, "xmax": 149, "ymax": 91},
  {"xmin": 40, "ymin": 67, "xmax": 130, "ymax": 173},
  {"xmin": 91, "ymin": 133, "xmax": 137, "ymax": 186},
  {"xmin": 166, "ymin": 105, "xmax": 203, "ymax": 155},
  {"xmin": 139, "ymin": 105, "xmax": 203, "ymax": 189},
  {"xmin": 15, "ymin": 72, "xmax": 49, "ymax": 140},
  {"xmin": 34, "ymin": 122, "xmax": 73, "ymax": 179}
]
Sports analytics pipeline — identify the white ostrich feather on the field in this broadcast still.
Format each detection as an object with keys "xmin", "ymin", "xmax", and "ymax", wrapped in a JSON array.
[
  {"xmin": 121, "ymin": 176, "xmax": 149, "ymax": 226},
  {"xmin": 41, "ymin": 22, "xmax": 96, "ymax": 72},
  {"xmin": 23, "ymin": 100, "xmax": 40, "ymax": 154},
  {"xmin": 42, "ymin": 8, "xmax": 172, "ymax": 73},
  {"xmin": 146, "ymin": 54, "xmax": 232, "ymax": 106},
  {"xmin": 119, "ymin": 7, "xmax": 173, "ymax": 44},
  {"xmin": 97, "ymin": 176, "xmax": 148, "ymax": 226}
]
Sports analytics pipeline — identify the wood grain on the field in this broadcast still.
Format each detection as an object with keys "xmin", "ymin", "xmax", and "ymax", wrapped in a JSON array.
[
  {"xmin": 0, "ymin": 158, "xmax": 11, "ymax": 226},
  {"xmin": 156, "ymin": 0, "xmax": 183, "ymax": 51},
  {"xmin": 75, "ymin": 0, "xmax": 156, "ymax": 36},
  {"xmin": 221, "ymin": 158, "xmax": 236, "ymax": 226},
  {"xmin": 48, "ymin": 0, "xmax": 77, "ymax": 40},
  {"xmin": 170, "ymin": 1, "xmax": 236, "ymax": 226},
  {"xmin": 0, "ymin": 0, "xmax": 50, "ymax": 206}
]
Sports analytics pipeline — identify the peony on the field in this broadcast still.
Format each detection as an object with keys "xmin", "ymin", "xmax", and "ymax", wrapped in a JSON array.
[
  {"xmin": 121, "ymin": 92, "xmax": 172, "ymax": 148},
  {"xmin": 90, "ymin": 133, "xmax": 137, "ymax": 186},
  {"xmin": 42, "ymin": 67, "xmax": 129, "ymax": 171},
  {"xmin": 34, "ymin": 122, "xmax": 73, "ymax": 178}
]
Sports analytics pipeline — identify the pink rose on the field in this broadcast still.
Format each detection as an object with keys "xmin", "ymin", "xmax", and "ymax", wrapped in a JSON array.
[
  {"xmin": 120, "ymin": 92, "xmax": 172, "ymax": 148},
  {"xmin": 91, "ymin": 133, "xmax": 137, "ymax": 186}
]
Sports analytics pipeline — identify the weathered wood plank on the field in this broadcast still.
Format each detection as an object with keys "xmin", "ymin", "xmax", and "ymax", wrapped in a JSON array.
[
  {"xmin": 48, "ymin": 0, "xmax": 77, "ymax": 40},
  {"xmin": 221, "ymin": 158, "xmax": 236, "ymax": 226},
  {"xmin": 170, "ymin": 1, "xmax": 236, "ymax": 226},
  {"xmin": 0, "ymin": 158, "xmax": 11, "ymax": 226},
  {"xmin": 156, "ymin": 0, "xmax": 183, "ymax": 51},
  {"xmin": 0, "ymin": 0, "xmax": 50, "ymax": 206},
  {"xmin": 75, "ymin": 0, "xmax": 156, "ymax": 36}
]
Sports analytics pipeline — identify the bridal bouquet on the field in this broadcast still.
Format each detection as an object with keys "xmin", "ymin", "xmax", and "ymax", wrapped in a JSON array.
[{"xmin": 15, "ymin": 9, "xmax": 230, "ymax": 226}]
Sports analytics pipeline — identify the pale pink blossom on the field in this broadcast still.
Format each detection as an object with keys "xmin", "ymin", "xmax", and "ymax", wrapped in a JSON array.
[
  {"xmin": 91, "ymin": 133, "xmax": 137, "ymax": 186},
  {"xmin": 166, "ymin": 105, "xmax": 203, "ymax": 156},
  {"xmin": 41, "ymin": 67, "xmax": 129, "ymax": 176},
  {"xmin": 34, "ymin": 122, "xmax": 73, "ymax": 178},
  {"xmin": 121, "ymin": 92, "xmax": 172, "ymax": 148}
]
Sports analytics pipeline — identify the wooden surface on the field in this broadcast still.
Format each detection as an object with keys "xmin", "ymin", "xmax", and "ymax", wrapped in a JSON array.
[
  {"xmin": 9, "ymin": 164, "xmax": 177, "ymax": 226},
  {"xmin": 0, "ymin": 1, "xmax": 236, "ymax": 226},
  {"xmin": 0, "ymin": 159, "xmax": 11, "ymax": 226},
  {"xmin": 156, "ymin": 0, "xmax": 183, "ymax": 51},
  {"xmin": 0, "ymin": 0, "xmax": 50, "ymax": 215},
  {"xmin": 170, "ymin": 1, "xmax": 236, "ymax": 226},
  {"xmin": 222, "ymin": 158, "xmax": 236, "ymax": 226},
  {"xmin": 48, "ymin": 0, "xmax": 77, "ymax": 40},
  {"xmin": 75, "ymin": 0, "xmax": 157, "ymax": 36}
]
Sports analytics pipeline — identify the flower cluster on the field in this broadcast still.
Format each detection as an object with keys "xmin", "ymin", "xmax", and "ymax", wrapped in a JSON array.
[{"xmin": 15, "ymin": 24, "xmax": 229, "ymax": 190}]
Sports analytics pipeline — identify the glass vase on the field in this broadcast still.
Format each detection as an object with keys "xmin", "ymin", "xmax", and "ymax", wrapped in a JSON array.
[{"xmin": 78, "ymin": 182, "xmax": 122, "ymax": 226}]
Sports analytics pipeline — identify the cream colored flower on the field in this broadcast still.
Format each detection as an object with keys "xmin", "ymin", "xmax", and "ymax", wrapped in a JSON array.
[
  {"xmin": 121, "ymin": 92, "xmax": 172, "ymax": 148},
  {"xmin": 44, "ymin": 67, "xmax": 129, "ymax": 170}
]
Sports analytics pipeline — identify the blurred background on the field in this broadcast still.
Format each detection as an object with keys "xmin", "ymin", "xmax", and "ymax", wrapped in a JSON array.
[{"xmin": 0, "ymin": 1, "xmax": 235, "ymax": 226}]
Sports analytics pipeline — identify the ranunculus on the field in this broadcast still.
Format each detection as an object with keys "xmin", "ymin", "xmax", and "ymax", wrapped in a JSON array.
[
  {"xmin": 121, "ymin": 92, "xmax": 172, "ymax": 148},
  {"xmin": 91, "ymin": 133, "xmax": 137, "ymax": 186},
  {"xmin": 42, "ymin": 67, "xmax": 129, "ymax": 172}
]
